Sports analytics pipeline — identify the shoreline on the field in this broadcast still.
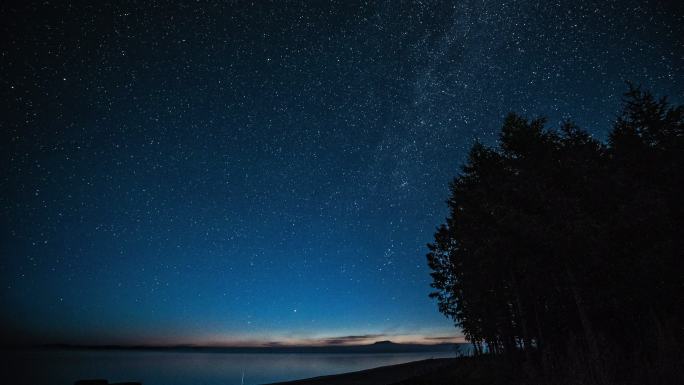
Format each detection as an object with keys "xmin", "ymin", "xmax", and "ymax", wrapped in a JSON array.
[{"xmin": 264, "ymin": 357, "xmax": 460, "ymax": 385}]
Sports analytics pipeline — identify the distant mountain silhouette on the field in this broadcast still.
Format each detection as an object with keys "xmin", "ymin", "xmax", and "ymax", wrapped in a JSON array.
[{"xmin": 42, "ymin": 341, "xmax": 462, "ymax": 354}]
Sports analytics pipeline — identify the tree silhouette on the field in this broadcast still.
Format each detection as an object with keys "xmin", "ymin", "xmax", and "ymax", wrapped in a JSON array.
[{"xmin": 428, "ymin": 86, "xmax": 683, "ymax": 383}]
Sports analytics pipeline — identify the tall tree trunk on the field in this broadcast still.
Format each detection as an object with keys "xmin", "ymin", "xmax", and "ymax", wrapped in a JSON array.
[
  {"xmin": 510, "ymin": 269, "xmax": 533, "ymax": 362},
  {"xmin": 566, "ymin": 269, "xmax": 602, "ymax": 372},
  {"xmin": 533, "ymin": 301, "xmax": 544, "ymax": 352}
]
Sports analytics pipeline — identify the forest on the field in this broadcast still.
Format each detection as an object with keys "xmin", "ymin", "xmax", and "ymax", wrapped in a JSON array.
[{"xmin": 427, "ymin": 87, "xmax": 683, "ymax": 384}]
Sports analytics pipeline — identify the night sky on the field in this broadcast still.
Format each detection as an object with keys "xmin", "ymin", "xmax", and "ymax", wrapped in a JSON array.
[{"xmin": 1, "ymin": 1, "xmax": 682, "ymax": 346}]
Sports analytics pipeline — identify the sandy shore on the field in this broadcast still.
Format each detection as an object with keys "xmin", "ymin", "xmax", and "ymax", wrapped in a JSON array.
[{"xmin": 264, "ymin": 358, "xmax": 459, "ymax": 385}]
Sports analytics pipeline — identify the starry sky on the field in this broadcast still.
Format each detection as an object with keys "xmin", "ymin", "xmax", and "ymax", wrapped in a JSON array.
[{"xmin": 1, "ymin": 1, "xmax": 682, "ymax": 346}]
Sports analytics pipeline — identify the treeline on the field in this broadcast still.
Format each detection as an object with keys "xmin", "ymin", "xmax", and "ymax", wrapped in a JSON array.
[{"xmin": 427, "ymin": 87, "xmax": 682, "ymax": 384}]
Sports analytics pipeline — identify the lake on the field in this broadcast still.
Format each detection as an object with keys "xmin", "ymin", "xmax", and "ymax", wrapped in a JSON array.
[{"xmin": 2, "ymin": 349, "xmax": 457, "ymax": 385}]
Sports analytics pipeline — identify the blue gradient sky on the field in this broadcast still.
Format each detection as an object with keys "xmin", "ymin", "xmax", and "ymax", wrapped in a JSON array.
[{"xmin": 1, "ymin": 0, "xmax": 682, "ymax": 346}]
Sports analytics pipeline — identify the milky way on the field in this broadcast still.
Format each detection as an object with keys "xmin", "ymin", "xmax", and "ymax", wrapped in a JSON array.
[{"xmin": 1, "ymin": 0, "xmax": 682, "ymax": 345}]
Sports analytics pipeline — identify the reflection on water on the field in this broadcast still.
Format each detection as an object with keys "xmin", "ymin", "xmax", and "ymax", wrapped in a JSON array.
[{"xmin": 2, "ymin": 349, "xmax": 456, "ymax": 385}]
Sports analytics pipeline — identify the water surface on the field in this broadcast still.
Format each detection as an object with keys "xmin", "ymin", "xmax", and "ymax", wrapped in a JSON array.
[{"xmin": 3, "ymin": 349, "xmax": 456, "ymax": 385}]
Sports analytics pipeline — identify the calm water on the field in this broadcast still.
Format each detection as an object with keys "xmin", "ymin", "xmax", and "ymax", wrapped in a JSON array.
[{"xmin": 2, "ymin": 349, "xmax": 456, "ymax": 385}]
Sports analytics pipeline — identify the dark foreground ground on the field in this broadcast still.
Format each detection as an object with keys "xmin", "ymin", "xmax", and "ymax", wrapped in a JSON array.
[
  {"xmin": 266, "ymin": 356, "xmax": 516, "ymax": 385},
  {"xmin": 266, "ymin": 353, "xmax": 683, "ymax": 385}
]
